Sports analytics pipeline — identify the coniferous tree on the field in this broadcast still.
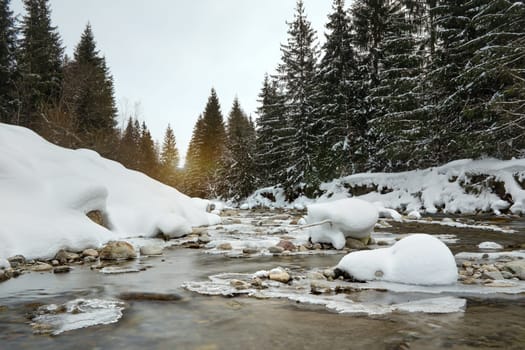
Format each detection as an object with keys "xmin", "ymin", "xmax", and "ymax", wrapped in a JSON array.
[
  {"xmin": 17, "ymin": 0, "xmax": 63, "ymax": 129},
  {"xmin": 220, "ymin": 98, "xmax": 257, "ymax": 200},
  {"xmin": 63, "ymin": 23, "xmax": 118, "ymax": 156},
  {"xmin": 277, "ymin": 0, "xmax": 320, "ymax": 199},
  {"xmin": 159, "ymin": 124, "xmax": 180, "ymax": 187},
  {"xmin": 255, "ymin": 74, "xmax": 289, "ymax": 187},
  {"xmin": 0, "ymin": 0, "xmax": 17, "ymax": 123},
  {"xmin": 316, "ymin": 0, "xmax": 362, "ymax": 179},
  {"xmin": 184, "ymin": 115, "xmax": 207, "ymax": 197},
  {"xmin": 118, "ymin": 117, "xmax": 141, "ymax": 170},
  {"xmin": 137, "ymin": 121, "xmax": 159, "ymax": 178}
]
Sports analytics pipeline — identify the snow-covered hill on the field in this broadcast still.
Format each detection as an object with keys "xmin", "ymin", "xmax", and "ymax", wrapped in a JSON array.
[
  {"xmin": 0, "ymin": 123, "xmax": 220, "ymax": 262},
  {"xmin": 244, "ymin": 159, "xmax": 525, "ymax": 215}
]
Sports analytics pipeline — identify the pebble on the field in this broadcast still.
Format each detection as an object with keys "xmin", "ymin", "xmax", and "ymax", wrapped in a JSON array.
[
  {"xmin": 82, "ymin": 249, "xmax": 99, "ymax": 258},
  {"xmin": 268, "ymin": 246, "xmax": 284, "ymax": 254},
  {"xmin": 268, "ymin": 268, "xmax": 290, "ymax": 283},
  {"xmin": 230, "ymin": 279, "xmax": 251, "ymax": 290}
]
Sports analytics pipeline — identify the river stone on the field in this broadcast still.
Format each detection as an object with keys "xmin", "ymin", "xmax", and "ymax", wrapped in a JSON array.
[
  {"xmin": 0, "ymin": 270, "xmax": 12, "ymax": 282},
  {"xmin": 217, "ymin": 243, "xmax": 232, "ymax": 251},
  {"xmin": 198, "ymin": 234, "xmax": 211, "ymax": 244},
  {"xmin": 307, "ymin": 272, "xmax": 327, "ymax": 281},
  {"xmin": 31, "ymin": 262, "xmax": 53, "ymax": 272},
  {"xmin": 242, "ymin": 248, "xmax": 259, "ymax": 255},
  {"xmin": 55, "ymin": 250, "xmax": 80, "ymax": 264},
  {"xmin": 82, "ymin": 249, "xmax": 99, "ymax": 258},
  {"xmin": 7, "ymin": 255, "xmax": 26, "ymax": 268},
  {"xmin": 230, "ymin": 279, "xmax": 251, "ymax": 290},
  {"xmin": 53, "ymin": 266, "xmax": 72, "ymax": 274},
  {"xmin": 99, "ymin": 241, "xmax": 137, "ymax": 260},
  {"xmin": 268, "ymin": 246, "xmax": 284, "ymax": 254},
  {"xmin": 504, "ymin": 260, "xmax": 525, "ymax": 280},
  {"xmin": 140, "ymin": 244, "xmax": 164, "ymax": 256},
  {"xmin": 268, "ymin": 268, "xmax": 290, "ymax": 283},
  {"xmin": 482, "ymin": 270, "xmax": 504, "ymax": 280},
  {"xmin": 118, "ymin": 292, "xmax": 183, "ymax": 301},
  {"xmin": 345, "ymin": 237, "xmax": 367, "ymax": 250},
  {"xmin": 277, "ymin": 240, "xmax": 296, "ymax": 251}
]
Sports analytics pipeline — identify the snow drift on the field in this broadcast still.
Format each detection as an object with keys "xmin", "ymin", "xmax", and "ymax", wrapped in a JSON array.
[
  {"xmin": 0, "ymin": 123, "xmax": 220, "ymax": 261},
  {"xmin": 336, "ymin": 234, "xmax": 458, "ymax": 286},
  {"xmin": 243, "ymin": 159, "xmax": 525, "ymax": 215},
  {"xmin": 307, "ymin": 198, "xmax": 378, "ymax": 249}
]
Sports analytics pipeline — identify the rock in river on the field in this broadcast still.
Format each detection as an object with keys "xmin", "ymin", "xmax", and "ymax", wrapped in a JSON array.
[
  {"xmin": 99, "ymin": 241, "xmax": 137, "ymax": 260},
  {"xmin": 268, "ymin": 267, "xmax": 290, "ymax": 283},
  {"xmin": 140, "ymin": 244, "xmax": 164, "ymax": 256},
  {"xmin": 504, "ymin": 260, "xmax": 525, "ymax": 280}
]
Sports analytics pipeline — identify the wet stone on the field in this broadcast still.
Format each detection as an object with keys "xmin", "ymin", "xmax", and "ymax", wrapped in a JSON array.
[
  {"xmin": 268, "ymin": 246, "xmax": 284, "ymax": 254},
  {"xmin": 118, "ymin": 292, "xmax": 183, "ymax": 301},
  {"xmin": 31, "ymin": 262, "xmax": 53, "ymax": 272},
  {"xmin": 268, "ymin": 268, "xmax": 290, "ymax": 283},
  {"xmin": 242, "ymin": 248, "xmax": 259, "ymax": 255},
  {"xmin": 53, "ymin": 266, "xmax": 72, "ymax": 274},
  {"xmin": 230, "ymin": 279, "xmax": 251, "ymax": 290},
  {"xmin": 82, "ymin": 249, "xmax": 99, "ymax": 258},
  {"xmin": 277, "ymin": 240, "xmax": 296, "ymax": 252},
  {"xmin": 217, "ymin": 243, "xmax": 232, "ymax": 251},
  {"xmin": 8, "ymin": 255, "xmax": 26, "ymax": 268},
  {"xmin": 482, "ymin": 270, "xmax": 503, "ymax": 280},
  {"xmin": 99, "ymin": 241, "xmax": 137, "ymax": 260},
  {"xmin": 345, "ymin": 237, "xmax": 367, "ymax": 250}
]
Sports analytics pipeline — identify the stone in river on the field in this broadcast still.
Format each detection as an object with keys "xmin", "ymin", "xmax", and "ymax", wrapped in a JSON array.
[
  {"xmin": 504, "ymin": 260, "xmax": 525, "ymax": 280},
  {"xmin": 82, "ymin": 249, "xmax": 99, "ymax": 258},
  {"xmin": 7, "ymin": 255, "xmax": 26, "ymax": 268},
  {"xmin": 268, "ymin": 268, "xmax": 290, "ymax": 283},
  {"xmin": 277, "ymin": 240, "xmax": 296, "ymax": 251},
  {"xmin": 268, "ymin": 246, "xmax": 284, "ymax": 254},
  {"xmin": 99, "ymin": 241, "xmax": 137, "ymax": 260},
  {"xmin": 31, "ymin": 262, "xmax": 53, "ymax": 272},
  {"xmin": 140, "ymin": 244, "xmax": 164, "ymax": 256},
  {"xmin": 53, "ymin": 266, "xmax": 72, "ymax": 274},
  {"xmin": 217, "ymin": 243, "xmax": 233, "ymax": 251}
]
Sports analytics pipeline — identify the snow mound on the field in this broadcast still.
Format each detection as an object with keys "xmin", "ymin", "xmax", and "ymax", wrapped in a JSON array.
[
  {"xmin": 478, "ymin": 242, "xmax": 504, "ymax": 250},
  {"xmin": 0, "ymin": 123, "xmax": 220, "ymax": 261},
  {"xmin": 337, "ymin": 234, "xmax": 458, "ymax": 285},
  {"xmin": 307, "ymin": 198, "xmax": 378, "ymax": 249}
]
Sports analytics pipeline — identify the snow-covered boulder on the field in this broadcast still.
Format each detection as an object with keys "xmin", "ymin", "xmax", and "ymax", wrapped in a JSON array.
[
  {"xmin": 307, "ymin": 198, "xmax": 379, "ymax": 249},
  {"xmin": 478, "ymin": 242, "xmax": 504, "ymax": 250},
  {"xmin": 0, "ymin": 123, "xmax": 221, "ymax": 261},
  {"xmin": 336, "ymin": 234, "xmax": 458, "ymax": 285}
]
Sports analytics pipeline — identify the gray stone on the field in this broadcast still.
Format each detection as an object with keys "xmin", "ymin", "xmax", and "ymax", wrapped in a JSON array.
[
  {"xmin": 345, "ymin": 237, "xmax": 367, "ymax": 250},
  {"xmin": 140, "ymin": 244, "xmax": 164, "ymax": 256},
  {"xmin": 230, "ymin": 279, "xmax": 250, "ymax": 290},
  {"xmin": 53, "ymin": 266, "xmax": 72, "ymax": 274},
  {"xmin": 82, "ymin": 249, "xmax": 99, "ymax": 258},
  {"xmin": 55, "ymin": 250, "xmax": 80, "ymax": 264},
  {"xmin": 217, "ymin": 243, "xmax": 232, "ymax": 251},
  {"xmin": 307, "ymin": 272, "xmax": 326, "ymax": 281},
  {"xmin": 268, "ymin": 268, "xmax": 290, "ymax": 283},
  {"xmin": 242, "ymin": 248, "xmax": 259, "ymax": 255},
  {"xmin": 504, "ymin": 260, "xmax": 525, "ymax": 280},
  {"xmin": 31, "ymin": 262, "xmax": 53, "ymax": 272},
  {"xmin": 51, "ymin": 260, "xmax": 60, "ymax": 266},
  {"xmin": 323, "ymin": 269, "xmax": 336, "ymax": 279},
  {"xmin": 0, "ymin": 270, "xmax": 12, "ymax": 282},
  {"xmin": 99, "ymin": 241, "xmax": 137, "ymax": 260},
  {"xmin": 268, "ymin": 246, "xmax": 284, "ymax": 254},
  {"xmin": 198, "ymin": 234, "xmax": 211, "ymax": 244},
  {"xmin": 276, "ymin": 240, "xmax": 296, "ymax": 251},
  {"xmin": 482, "ymin": 270, "xmax": 504, "ymax": 280},
  {"xmin": 7, "ymin": 255, "xmax": 25, "ymax": 268}
]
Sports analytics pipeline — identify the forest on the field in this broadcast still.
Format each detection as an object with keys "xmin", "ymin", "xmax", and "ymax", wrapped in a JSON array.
[{"xmin": 1, "ymin": 0, "xmax": 524, "ymax": 201}]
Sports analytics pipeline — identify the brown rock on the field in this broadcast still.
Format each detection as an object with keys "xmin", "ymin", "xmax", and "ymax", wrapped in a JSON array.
[
  {"xmin": 53, "ymin": 266, "xmax": 72, "ymax": 274},
  {"xmin": 217, "ymin": 243, "xmax": 232, "ymax": 250},
  {"xmin": 82, "ymin": 249, "xmax": 99, "ymax": 258},
  {"xmin": 277, "ymin": 240, "xmax": 296, "ymax": 251},
  {"xmin": 31, "ymin": 262, "xmax": 53, "ymax": 272},
  {"xmin": 99, "ymin": 241, "xmax": 137, "ymax": 260},
  {"xmin": 345, "ymin": 237, "xmax": 367, "ymax": 250},
  {"xmin": 268, "ymin": 246, "xmax": 284, "ymax": 254},
  {"xmin": 268, "ymin": 268, "xmax": 290, "ymax": 283},
  {"xmin": 86, "ymin": 210, "xmax": 105, "ymax": 227}
]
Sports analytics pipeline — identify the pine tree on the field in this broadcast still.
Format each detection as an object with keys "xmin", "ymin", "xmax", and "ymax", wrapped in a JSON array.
[
  {"xmin": 138, "ymin": 121, "xmax": 159, "ymax": 178},
  {"xmin": 118, "ymin": 117, "xmax": 141, "ymax": 170},
  {"xmin": 368, "ymin": 1, "xmax": 428, "ymax": 171},
  {"xmin": 220, "ymin": 98, "xmax": 257, "ymax": 200},
  {"xmin": 159, "ymin": 124, "xmax": 180, "ymax": 187},
  {"xmin": 63, "ymin": 23, "xmax": 118, "ymax": 156},
  {"xmin": 316, "ymin": 0, "xmax": 362, "ymax": 179},
  {"xmin": 255, "ymin": 74, "xmax": 289, "ymax": 187},
  {"xmin": 277, "ymin": 0, "xmax": 320, "ymax": 199},
  {"xmin": 0, "ymin": 0, "xmax": 17, "ymax": 123},
  {"xmin": 184, "ymin": 115, "xmax": 207, "ymax": 197},
  {"xmin": 17, "ymin": 0, "xmax": 64, "ymax": 129}
]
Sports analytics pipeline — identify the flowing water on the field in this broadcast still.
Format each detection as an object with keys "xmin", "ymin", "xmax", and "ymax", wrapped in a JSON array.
[{"xmin": 1, "ymin": 212, "xmax": 524, "ymax": 350}]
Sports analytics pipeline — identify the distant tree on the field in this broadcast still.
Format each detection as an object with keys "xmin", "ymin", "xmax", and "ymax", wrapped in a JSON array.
[
  {"xmin": 255, "ymin": 74, "xmax": 289, "ymax": 187},
  {"xmin": 62, "ymin": 23, "xmax": 118, "ymax": 157},
  {"xmin": 220, "ymin": 98, "xmax": 257, "ymax": 200},
  {"xmin": 137, "ymin": 121, "xmax": 159, "ymax": 178},
  {"xmin": 118, "ymin": 117, "xmax": 141, "ymax": 170},
  {"xmin": 277, "ymin": 0, "xmax": 320, "ymax": 199},
  {"xmin": 184, "ymin": 115, "xmax": 207, "ymax": 197},
  {"xmin": 0, "ymin": 0, "xmax": 17, "ymax": 123},
  {"xmin": 159, "ymin": 124, "xmax": 180, "ymax": 187},
  {"xmin": 17, "ymin": 0, "xmax": 64, "ymax": 129}
]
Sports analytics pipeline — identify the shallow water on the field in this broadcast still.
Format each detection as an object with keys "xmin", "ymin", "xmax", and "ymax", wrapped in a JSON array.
[{"xmin": 1, "ymin": 213, "xmax": 525, "ymax": 350}]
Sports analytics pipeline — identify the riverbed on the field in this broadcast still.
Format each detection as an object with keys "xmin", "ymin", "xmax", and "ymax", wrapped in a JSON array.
[{"xmin": 1, "ymin": 210, "xmax": 524, "ymax": 349}]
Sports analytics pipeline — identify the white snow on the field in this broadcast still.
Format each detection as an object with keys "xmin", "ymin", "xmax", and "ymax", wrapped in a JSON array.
[
  {"xmin": 337, "ymin": 234, "xmax": 458, "ymax": 285},
  {"xmin": 0, "ymin": 123, "xmax": 220, "ymax": 261},
  {"xmin": 243, "ymin": 158, "xmax": 525, "ymax": 215},
  {"xmin": 407, "ymin": 210, "xmax": 422, "ymax": 220},
  {"xmin": 306, "ymin": 198, "xmax": 378, "ymax": 249},
  {"xmin": 478, "ymin": 241, "xmax": 504, "ymax": 250}
]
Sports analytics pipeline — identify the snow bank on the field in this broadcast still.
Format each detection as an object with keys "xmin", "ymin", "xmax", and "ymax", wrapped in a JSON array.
[
  {"xmin": 243, "ymin": 158, "xmax": 525, "ymax": 215},
  {"xmin": 0, "ymin": 123, "xmax": 220, "ymax": 261},
  {"xmin": 307, "ymin": 198, "xmax": 378, "ymax": 249},
  {"xmin": 336, "ymin": 234, "xmax": 458, "ymax": 285}
]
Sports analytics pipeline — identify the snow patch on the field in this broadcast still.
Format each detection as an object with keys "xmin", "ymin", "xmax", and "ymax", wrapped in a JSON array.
[{"xmin": 478, "ymin": 242, "xmax": 504, "ymax": 250}]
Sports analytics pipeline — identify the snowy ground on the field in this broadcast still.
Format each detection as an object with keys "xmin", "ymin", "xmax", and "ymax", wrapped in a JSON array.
[{"xmin": 242, "ymin": 158, "xmax": 525, "ymax": 215}]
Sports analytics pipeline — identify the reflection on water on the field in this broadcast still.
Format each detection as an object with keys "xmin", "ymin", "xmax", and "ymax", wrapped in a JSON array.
[{"xmin": 1, "ymin": 218, "xmax": 525, "ymax": 349}]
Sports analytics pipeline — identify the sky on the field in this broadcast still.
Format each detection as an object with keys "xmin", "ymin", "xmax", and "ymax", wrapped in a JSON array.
[{"xmin": 10, "ymin": 0, "xmax": 335, "ymax": 163}]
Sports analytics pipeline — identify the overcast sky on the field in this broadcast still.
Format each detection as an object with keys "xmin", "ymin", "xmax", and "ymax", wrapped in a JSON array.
[{"xmin": 11, "ymin": 0, "xmax": 336, "ymax": 162}]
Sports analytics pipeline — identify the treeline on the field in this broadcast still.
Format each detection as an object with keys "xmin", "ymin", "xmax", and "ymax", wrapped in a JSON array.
[
  {"xmin": 185, "ymin": 0, "xmax": 525, "ymax": 201},
  {"xmin": 0, "ymin": 0, "xmax": 180, "ymax": 185}
]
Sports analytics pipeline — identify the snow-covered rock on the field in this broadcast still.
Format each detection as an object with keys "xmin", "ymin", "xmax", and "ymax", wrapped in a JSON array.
[
  {"xmin": 307, "ymin": 198, "xmax": 378, "ymax": 249},
  {"xmin": 0, "ymin": 123, "xmax": 220, "ymax": 261},
  {"xmin": 336, "ymin": 234, "xmax": 458, "ymax": 285},
  {"xmin": 407, "ymin": 210, "xmax": 422, "ymax": 220},
  {"xmin": 478, "ymin": 242, "xmax": 504, "ymax": 250}
]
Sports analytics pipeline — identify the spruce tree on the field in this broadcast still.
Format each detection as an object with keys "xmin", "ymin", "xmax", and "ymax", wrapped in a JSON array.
[
  {"xmin": 277, "ymin": 0, "xmax": 320, "ymax": 199},
  {"xmin": 17, "ymin": 0, "xmax": 64, "ymax": 129},
  {"xmin": 316, "ymin": 0, "xmax": 361, "ymax": 179},
  {"xmin": 118, "ymin": 117, "xmax": 141, "ymax": 170},
  {"xmin": 255, "ymin": 74, "xmax": 289, "ymax": 187},
  {"xmin": 159, "ymin": 124, "xmax": 180, "ymax": 187},
  {"xmin": 138, "ymin": 121, "xmax": 159, "ymax": 178},
  {"xmin": 184, "ymin": 115, "xmax": 207, "ymax": 197},
  {"xmin": 220, "ymin": 98, "xmax": 257, "ymax": 200},
  {"xmin": 63, "ymin": 23, "xmax": 118, "ymax": 156},
  {"xmin": 0, "ymin": 0, "xmax": 17, "ymax": 123}
]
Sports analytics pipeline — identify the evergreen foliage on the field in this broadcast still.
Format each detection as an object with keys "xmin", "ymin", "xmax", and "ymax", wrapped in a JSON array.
[
  {"xmin": 159, "ymin": 124, "xmax": 180, "ymax": 187},
  {"xmin": 0, "ymin": 0, "xmax": 17, "ymax": 123}
]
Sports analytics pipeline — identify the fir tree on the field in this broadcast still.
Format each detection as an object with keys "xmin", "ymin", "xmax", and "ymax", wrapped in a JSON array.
[
  {"xmin": 118, "ymin": 117, "xmax": 141, "ymax": 170},
  {"xmin": 159, "ymin": 124, "xmax": 180, "ymax": 187},
  {"xmin": 138, "ymin": 121, "xmax": 159, "ymax": 178},
  {"xmin": 277, "ymin": 0, "xmax": 320, "ymax": 199},
  {"xmin": 316, "ymin": 0, "xmax": 361, "ymax": 179},
  {"xmin": 220, "ymin": 98, "xmax": 257, "ymax": 200},
  {"xmin": 0, "ymin": 0, "xmax": 17, "ymax": 123},
  {"xmin": 184, "ymin": 115, "xmax": 207, "ymax": 197},
  {"xmin": 255, "ymin": 74, "xmax": 289, "ymax": 186},
  {"xmin": 17, "ymin": 0, "xmax": 64, "ymax": 128},
  {"xmin": 63, "ymin": 23, "xmax": 118, "ymax": 156}
]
